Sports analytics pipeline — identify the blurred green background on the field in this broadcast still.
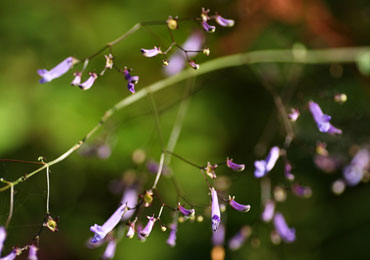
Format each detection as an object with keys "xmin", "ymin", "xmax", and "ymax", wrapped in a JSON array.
[{"xmin": 1, "ymin": 0, "xmax": 370, "ymax": 259}]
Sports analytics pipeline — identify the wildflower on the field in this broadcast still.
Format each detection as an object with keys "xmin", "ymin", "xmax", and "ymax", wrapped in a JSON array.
[
  {"xmin": 226, "ymin": 158, "xmax": 245, "ymax": 172},
  {"xmin": 104, "ymin": 54, "xmax": 114, "ymax": 69},
  {"xmin": 210, "ymin": 187, "xmax": 221, "ymax": 232},
  {"xmin": 273, "ymin": 212, "xmax": 296, "ymax": 243},
  {"xmin": 284, "ymin": 162, "xmax": 295, "ymax": 181},
  {"xmin": 228, "ymin": 196, "xmax": 251, "ymax": 212},
  {"xmin": 177, "ymin": 203, "xmax": 195, "ymax": 217},
  {"xmin": 140, "ymin": 46, "xmax": 162, "ymax": 58},
  {"xmin": 0, "ymin": 226, "xmax": 6, "ymax": 255},
  {"xmin": 228, "ymin": 226, "xmax": 251, "ymax": 250},
  {"xmin": 212, "ymin": 223, "xmax": 225, "ymax": 246},
  {"xmin": 38, "ymin": 57, "xmax": 76, "ymax": 83},
  {"xmin": 261, "ymin": 201, "xmax": 275, "ymax": 222},
  {"xmin": 308, "ymin": 101, "xmax": 342, "ymax": 134},
  {"xmin": 201, "ymin": 21, "xmax": 216, "ymax": 33},
  {"xmin": 292, "ymin": 184, "xmax": 312, "ymax": 198},
  {"xmin": 79, "ymin": 72, "xmax": 98, "ymax": 90},
  {"xmin": 140, "ymin": 216, "xmax": 157, "ymax": 238},
  {"xmin": 90, "ymin": 203, "xmax": 127, "ymax": 243},
  {"xmin": 136, "ymin": 224, "xmax": 146, "ymax": 242},
  {"xmin": 70, "ymin": 72, "xmax": 82, "ymax": 86},
  {"xmin": 254, "ymin": 146, "xmax": 280, "ymax": 178},
  {"xmin": 188, "ymin": 60, "xmax": 200, "ymax": 70},
  {"xmin": 43, "ymin": 215, "xmax": 59, "ymax": 232},
  {"xmin": 166, "ymin": 223, "xmax": 177, "ymax": 247},
  {"xmin": 206, "ymin": 162, "xmax": 218, "ymax": 179},
  {"xmin": 166, "ymin": 16, "xmax": 178, "ymax": 30},
  {"xmin": 28, "ymin": 245, "xmax": 38, "ymax": 260},
  {"xmin": 0, "ymin": 248, "xmax": 19, "ymax": 260},
  {"xmin": 143, "ymin": 190, "xmax": 154, "ymax": 207},
  {"xmin": 214, "ymin": 14, "xmax": 235, "ymax": 27},
  {"xmin": 288, "ymin": 108, "xmax": 300, "ymax": 122},
  {"xmin": 343, "ymin": 148, "xmax": 370, "ymax": 186},
  {"xmin": 126, "ymin": 219, "xmax": 136, "ymax": 239},
  {"xmin": 123, "ymin": 67, "xmax": 139, "ymax": 94},
  {"xmin": 121, "ymin": 187, "xmax": 138, "ymax": 221},
  {"xmin": 102, "ymin": 239, "xmax": 116, "ymax": 260}
]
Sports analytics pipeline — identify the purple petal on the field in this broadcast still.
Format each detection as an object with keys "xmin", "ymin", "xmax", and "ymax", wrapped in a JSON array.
[
  {"xmin": 309, "ymin": 101, "xmax": 342, "ymax": 134},
  {"xmin": 140, "ymin": 216, "xmax": 156, "ymax": 238},
  {"xmin": 261, "ymin": 201, "xmax": 275, "ymax": 222},
  {"xmin": 1, "ymin": 248, "xmax": 19, "ymax": 260},
  {"xmin": 228, "ymin": 196, "xmax": 251, "ymax": 212},
  {"xmin": 0, "ymin": 226, "xmax": 6, "ymax": 256},
  {"xmin": 254, "ymin": 146, "xmax": 280, "ymax": 178},
  {"xmin": 188, "ymin": 60, "xmax": 200, "ymax": 70},
  {"xmin": 71, "ymin": 72, "xmax": 82, "ymax": 86},
  {"xmin": 166, "ymin": 223, "xmax": 177, "ymax": 247},
  {"xmin": 210, "ymin": 188, "xmax": 221, "ymax": 231},
  {"xmin": 288, "ymin": 108, "xmax": 300, "ymax": 122},
  {"xmin": 121, "ymin": 187, "xmax": 138, "ymax": 221},
  {"xmin": 28, "ymin": 245, "xmax": 38, "ymax": 260},
  {"xmin": 273, "ymin": 213, "xmax": 296, "ymax": 243},
  {"xmin": 228, "ymin": 226, "xmax": 251, "ymax": 251},
  {"xmin": 102, "ymin": 240, "xmax": 116, "ymax": 260},
  {"xmin": 226, "ymin": 158, "xmax": 245, "ymax": 172},
  {"xmin": 212, "ymin": 223, "xmax": 225, "ymax": 246},
  {"xmin": 38, "ymin": 57, "xmax": 75, "ymax": 83},
  {"xmin": 79, "ymin": 73, "xmax": 97, "ymax": 90},
  {"xmin": 177, "ymin": 203, "xmax": 195, "ymax": 217},
  {"xmin": 214, "ymin": 15, "xmax": 235, "ymax": 27},
  {"xmin": 140, "ymin": 47, "xmax": 162, "ymax": 58},
  {"xmin": 201, "ymin": 21, "xmax": 216, "ymax": 33}
]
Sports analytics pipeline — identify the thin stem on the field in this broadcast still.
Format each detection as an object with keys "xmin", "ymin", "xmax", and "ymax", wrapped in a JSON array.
[
  {"xmin": 5, "ymin": 184, "xmax": 14, "ymax": 228},
  {"xmin": 152, "ymin": 152, "xmax": 165, "ymax": 189},
  {"xmin": 164, "ymin": 150, "xmax": 203, "ymax": 169},
  {"xmin": 147, "ymin": 93, "xmax": 165, "ymax": 149},
  {"xmin": 0, "ymin": 159, "xmax": 44, "ymax": 165},
  {"xmin": 46, "ymin": 165, "xmax": 50, "ymax": 214}
]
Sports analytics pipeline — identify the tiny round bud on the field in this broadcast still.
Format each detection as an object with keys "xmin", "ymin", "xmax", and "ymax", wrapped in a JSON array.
[
  {"xmin": 161, "ymin": 225, "xmax": 167, "ymax": 232},
  {"xmin": 132, "ymin": 149, "xmax": 146, "ymax": 164},
  {"xmin": 143, "ymin": 190, "xmax": 154, "ymax": 207},
  {"xmin": 274, "ymin": 186, "xmax": 287, "ymax": 202},
  {"xmin": 203, "ymin": 48, "xmax": 210, "ymax": 56},
  {"xmin": 167, "ymin": 17, "xmax": 178, "ymax": 30},
  {"xmin": 197, "ymin": 215, "xmax": 204, "ymax": 222},
  {"xmin": 270, "ymin": 230, "xmax": 281, "ymax": 245},
  {"xmin": 220, "ymin": 203, "xmax": 226, "ymax": 213},
  {"xmin": 178, "ymin": 216, "xmax": 185, "ymax": 223},
  {"xmin": 332, "ymin": 179, "xmax": 346, "ymax": 195},
  {"xmin": 334, "ymin": 93, "xmax": 347, "ymax": 104},
  {"xmin": 211, "ymin": 246, "xmax": 225, "ymax": 260},
  {"xmin": 162, "ymin": 60, "xmax": 169, "ymax": 67}
]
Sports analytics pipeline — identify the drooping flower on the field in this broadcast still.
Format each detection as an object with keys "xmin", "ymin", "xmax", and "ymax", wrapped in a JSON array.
[
  {"xmin": 28, "ymin": 245, "xmax": 38, "ymax": 260},
  {"xmin": 90, "ymin": 203, "xmax": 127, "ymax": 243},
  {"xmin": 261, "ymin": 201, "xmax": 275, "ymax": 222},
  {"xmin": 126, "ymin": 219, "xmax": 137, "ymax": 239},
  {"xmin": 210, "ymin": 187, "xmax": 221, "ymax": 232},
  {"xmin": 212, "ymin": 223, "xmax": 225, "ymax": 246},
  {"xmin": 228, "ymin": 226, "xmax": 251, "ymax": 250},
  {"xmin": 166, "ymin": 16, "xmax": 178, "ymax": 30},
  {"xmin": 166, "ymin": 222, "xmax": 177, "ymax": 247},
  {"xmin": 38, "ymin": 57, "xmax": 76, "ymax": 83},
  {"xmin": 288, "ymin": 108, "xmax": 300, "ymax": 122},
  {"xmin": 177, "ymin": 203, "xmax": 195, "ymax": 217},
  {"xmin": 0, "ymin": 226, "xmax": 6, "ymax": 256},
  {"xmin": 104, "ymin": 54, "xmax": 114, "ymax": 69},
  {"xmin": 284, "ymin": 162, "xmax": 295, "ymax": 181},
  {"xmin": 214, "ymin": 14, "xmax": 235, "ymax": 27},
  {"xmin": 43, "ymin": 215, "xmax": 59, "ymax": 232},
  {"xmin": 121, "ymin": 187, "xmax": 138, "ymax": 221},
  {"xmin": 292, "ymin": 184, "xmax": 312, "ymax": 198},
  {"xmin": 102, "ymin": 239, "xmax": 116, "ymax": 260},
  {"xmin": 254, "ymin": 146, "xmax": 280, "ymax": 178},
  {"xmin": 79, "ymin": 72, "xmax": 98, "ymax": 90},
  {"xmin": 201, "ymin": 21, "xmax": 216, "ymax": 33},
  {"xmin": 188, "ymin": 60, "xmax": 200, "ymax": 70},
  {"xmin": 343, "ymin": 148, "xmax": 370, "ymax": 186},
  {"xmin": 308, "ymin": 101, "xmax": 342, "ymax": 134},
  {"xmin": 273, "ymin": 212, "xmax": 296, "ymax": 243},
  {"xmin": 205, "ymin": 162, "xmax": 218, "ymax": 179},
  {"xmin": 70, "ymin": 72, "xmax": 82, "ymax": 86},
  {"xmin": 140, "ymin": 216, "xmax": 157, "ymax": 238},
  {"xmin": 136, "ymin": 224, "xmax": 146, "ymax": 242},
  {"xmin": 228, "ymin": 196, "xmax": 251, "ymax": 212},
  {"xmin": 226, "ymin": 158, "xmax": 245, "ymax": 172},
  {"xmin": 123, "ymin": 67, "xmax": 139, "ymax": 94},
  {"xmin": 0, "ymin": 248, "xmax": 19, "ymax": 260},
  {"xmin": 140, "ymin": 47, "xmax": 162, "ymax": 58}
]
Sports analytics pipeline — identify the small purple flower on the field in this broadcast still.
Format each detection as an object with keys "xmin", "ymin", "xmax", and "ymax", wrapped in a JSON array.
[
  {"xmin": 254, "ymin": 146, "xmax": 280, "ymax": 178},
  {"xmin": 1, "ymin": 248, "xmax": 19, "ymax": 260},
  {"xmin": 292, "ymin": 184, "xmax": 312, "ymax": 198},
  {"xmin": 261, "ymin": 201, "xmax": 275, "ymax": 222},
  {"xmin": 140, "ymin": 47, "xmax": 162, "ymax": 58},
  {"xmin": 90, "ymin": 203, "xmax": 127, "ymax": 243},
  {"xmin": 38, "ymin": 57, "xmax": 76, "ymax": 83},
  {"xmin": 70, "ymin": 72, "xmax": 82, "ymax": 86},
  {"xmin": 102, "ymin": 239, "xmax": 116, "ymax": 260},
  {"xmin": 212, "ymin": 223, "xmax": 225, "ymax": 246},
  {"xmin": 166, "ymin": 223, "xmax": 177, "ymax": 247},
  {"xmin": 140, "ymin": 216, "xmax": 157, "ymax": 238},
  {"xmin": 210, "ymin": 187, "xmax": 221, "ymax": 232},
  {"xmin": 308, "ymin": 101, "xmax": 342, "ymax": 135},
  {"xmin": 79, "ymin": 72, "xmax": 98, "ymax": 90},
  {"xmin": 137, "ymin": 224, "xmax": 146, "ymax": 242},
  {"xmin": 273, "ymin": 212, "xmax": 296, "ymax": 243},
  {"xmin": 343, "ymin": 148, "xmax": 370, "ymax": 186},
  {"xmin": 188, "ymin": 60, "xmax": 200, "ymax": 70},
  {"xmin": 123, "ymin": 67, "xmax": 139, "ymax": 94},
  {"xmin": 288, "ymin": 108, "xmax": 300, "ymax": 122},
  {"xmin": 0, "ymin": 226, "xmax": 6, "ymax": 256},
  {"xmin": 228, "ymin": 226, "xmax": 251, "ymax": 250},
  {"xmin": 121, "ymin": 187, "xmax": 138, "ymax": 221},
  {"xmin": 228, "ymin": 196, "xmax": 251, "ymax": 212},
  {"xmin": 201, "ymin": 21, "xmax": 216, "ymax": 33},
  {"xmin": 126, "ymin": 219, "xmax": 136, "ymax": 239},
  {"xmin": 226, "ymin": 158, "xmax": 245, "ymax": 172},
  {"xmin": 284, "ymin": 162, "xmax": 295, "ymax": 181},
  {"xmin": 28, "ymin": 245, "xmax": 38, "ymax": 260},
  {"xmin": 177, "ymin": 203, "xmax": 195, "ymax": 217},
  {"xmin": 214, "ymin": 14, "xmax": 235, "ymax": 27}
]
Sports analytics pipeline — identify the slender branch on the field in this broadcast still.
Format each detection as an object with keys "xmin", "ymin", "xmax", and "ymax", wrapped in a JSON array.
[
  {"xmin": 0, "ymin": 159, "xmax": 44, "ymax": 165},
  {"xmin": 1, "ymin": 46, "xmax": 369, "ymax": 192},
  {"xmin": 46, "ymin": 165, "xmax": 50, "ymax": 214},
  {"xmin": 5, "ymin": 184, "xmax": 14, "ymax": 228},
  {"xmin": 152, "ymin": 152, "xmax": 165, "ymax": 189}
]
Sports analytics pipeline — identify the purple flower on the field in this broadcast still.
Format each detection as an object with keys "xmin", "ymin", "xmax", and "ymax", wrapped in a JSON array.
[
  {"xmin": 212, "ymin": 223, "xmax": 225, "ymax": 246},
  {"xmin": 210, "ymin": 187, "xmax": 221, "ymax": 232},
  {"xmin": 79, "ymin": 72, "xmax": 98, "ymax": 90},
  {"xmin": 28, "ymin": 245, "xmax": 38, "ymax": 260},
  {"xmin": 177, "ymin": 203, "xmax": 195, "ymax": 217},
  {"xmin": 254, "ymin": 146, "xmax": 280, "ymax": 178},
  {"xmin": 284, "ymin": 162, "xmax": 295, "ymax": 181},
  {"xmin": 228, "ymin": 196, "xmax": 251, "ymax": 212},
  {"xmin": 261, "ymin": 201, "xmax": 275, "ymax": 222},
  {"xmin": 288, "ymin": 108, "xmax": 300, "ymax": 122},
  {"xmin": 137, "ymin": 224, "xmax": 146, "ymax": 242},
  {"xmin": 90, "ymin": 203, "xmax": 127, "ymax": 243},
  {"xmin": 146, "ymin": 160, "xmax": 171, "ymax": 175},
  {"xmin": 274, "ymin": 213, "xmax": 296, "ymax": 243},
  {"xmin": 188, "ymin": 60, "xmax": 200, "ymax": 70},
  {"xmin": 38, "ymin": 57, "xmax": 76, "ymax": 83},
  {"xmin": 201, "ymin": 21, "xmax": 216, "ymax": 33},
  {"xmin": 166, "ymin": 223, "xmax": 177, "ymax": 247},
  {"xmin": 102, "ymin": 240, "xmax": 116, "ymax": 260},
  {"xmin": 228, "ymin": 226, "xmax": 251, "ymax": 251},
  {"xmin": 140, "ymin": 47, "xmax": 162, "ymax": 58},
  {"xmin": 0, "ymin": 226, "xmax": 6, "ymax": 256},
  {"xmin": 70, "ymin": 72, "xmax": 82, "ymax": 86},
  {"xmin": 126, "ymin": 219, "xmax": 136, "ymax": 239},
  {"xmin": 214, "ymin": 15, "xmax": 235, "ymax": 27},
  {"xmin": 343, "ymin": 148, "xmax": 370, "ymax": 186},
  {"xmin": 140, "ymin": 216, "xmax": 157, "ymax": 238},
  {"xmin": 1, "ymin": 248, "xmax": 19, "ymax": 260},
  {"xmin": 226, "ymin": 158, "xmax": 245, "ymax": 172},
  {"xmin": 308, "ymin": 101, "xmax": 342, "ymax": 134},
  {"xmin": 123, "ymin": 67, "xmax": 139, "ymax": 94},
  {"xmin": 121, "ymin": 187, "xmax": 138, "ymax": 221}
]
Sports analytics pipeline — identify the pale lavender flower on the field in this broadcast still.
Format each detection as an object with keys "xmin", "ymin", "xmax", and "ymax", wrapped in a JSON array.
[
  {"xmin": 273, "ymin": 212, "xmax": 296, "ymax": 243},
  {"xmin": 38, "ymin": 57, "xmax": 76, "ymax": 83},
  {"xmin": 284, "ymin": 162, "xmax": 295, "ymax": 181},
  {"xmin": 140, "ymin": 47, "xmax": 162, "ymax": 58},
  {"xmin": 137, "ymin": 224, "xmax": 146, "ymax": 242},
  {"xmin": 102, "ymin": 240, "xmax": 116, "ymax": 260},
  {"xmin": 0, "ymin": 226, "xmax": 6, "ymax": 256},
  {"xmin": 226, "ymin": 158, "xmax": 245, "ymax": 172},
  {"xmin": 121, "ymin": 187, "xmax": 138, "ymax": 221},
  {"xmin": 261, "ymin": 201, "xmax": 275, "ymax": 222},
  {"xmin": 28, "ymin": 245, "xmax": 38, "ymax": 260},
  {"xmin": 0, "ymin": 249, "xmax": 18, "ymax": 260},
  {"xmin": 126, "ymin": 220, "xmax": 136, "ymax": 239},
  {"xmin": 288, "ymin": 108, "xmax": 300, "ymax": 122},
  {"xmin": 123, "ymin": 67, "xmax": 139, "ymax": 94},
  {"xmin": 166, "ymin": 223, "xmax": 177, "ymax": 247},
  {"xmin": 188, "ymin": 60, "xmax": 200, "ymax": 70},
  {"xmin": 228, "ymin": 226, "xmax": 251, "ymax": 250},
  {"xmin": 79, "ymin": 72, "xmax": 98, "ymax": 90},
  {"xmin": 228, "ymin": 196, "xmax": 251, "ymax": 212},
  {"xmin": 212, "ymin": 223, "xmax": 225, "ymax": 246},
  {"xmin": 210, "ymin": 187, "xmax": 221, "ymax": 232},
  {"xmin": 70, "ymin": 72, "xmax": 82, "ymax": 86},
  {"xmin": 177, "ymin": 203, "xmax": 195, "ymax": 217},
  {"xmin": 140, "ymin": 216, "xmax": 157, "ymax": 238},
  {"xmin": 343, "ymin": 148, "xmax": 370, "ymax": 186},
  {"xmin": 308, "ymin": 101, "xmax": 342, "ymax": 134},
  {"xmin": 201, "ymin": 21, "xmax": 216, "ymax": 33},
  {"xmin": 254, "ymin": 146, "xmax": 280, "ymax": 178},
  {"xmin": 214, "ymin": 14, "xmax": 235, "ymax": 27},
  {"xmin": 90, "ymin": 203, "xmax": 127, "ymax": 243}
]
